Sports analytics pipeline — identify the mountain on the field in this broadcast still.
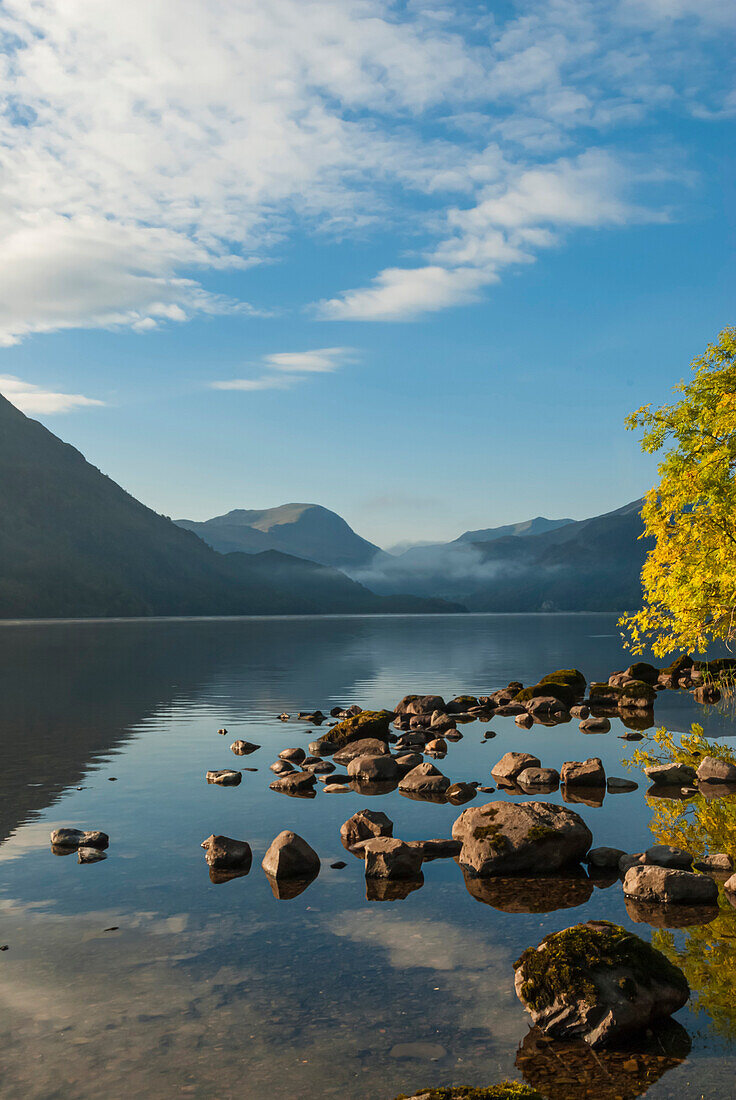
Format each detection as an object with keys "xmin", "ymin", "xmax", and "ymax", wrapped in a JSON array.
[
  {"xmin": 454, "ymin": 515, "xmax": 573, "ymax": 544},
  {"xmin": 0, "ymin": 396, "xmax": 458, "ymax": 618},
  {"xmin": 348, "ymin": 500, "xmax": 650, "ymax": 612},
  {"xmin": 176, "ymin": 503, "xmax": 382, "ymax": 568}
]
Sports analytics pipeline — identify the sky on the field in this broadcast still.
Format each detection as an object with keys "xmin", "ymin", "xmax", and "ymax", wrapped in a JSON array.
[{"xmin": 0, "ymin": 0, "xmax": 733, "ymax": 548}]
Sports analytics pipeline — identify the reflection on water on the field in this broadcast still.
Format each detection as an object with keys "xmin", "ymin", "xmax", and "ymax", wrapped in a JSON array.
[{"xmin": 0, "ymin": 614, "xmax": 735, "ymax": 1098}]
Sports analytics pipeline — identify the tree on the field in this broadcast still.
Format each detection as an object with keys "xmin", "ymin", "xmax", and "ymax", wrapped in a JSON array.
[{"xmin": 621, "ymin": 326, "xmax": 736, "ymax": 657}]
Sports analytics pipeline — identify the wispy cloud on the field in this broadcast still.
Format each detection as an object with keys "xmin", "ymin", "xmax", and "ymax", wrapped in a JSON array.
[
  {"xmin": 0, "ymin": 375, "xmax": 104, "ymax": 414},
  {"xmin": 0, "ymin": 0, "xmax": 730, "ymax": 341},
  {"xmin": 212, "ymin": 346, "xmax": 354, "ymax": 392}
]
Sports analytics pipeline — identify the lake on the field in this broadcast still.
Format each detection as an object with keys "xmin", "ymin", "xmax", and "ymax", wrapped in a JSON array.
[{"xmin": 1, "ymin": 613, "xmax": 735, "ymax": 1099}]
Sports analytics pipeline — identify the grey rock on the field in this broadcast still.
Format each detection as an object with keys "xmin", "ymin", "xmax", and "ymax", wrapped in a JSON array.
[
  {"xmin": 333, "ymin": 738, "xmax": 390, "ymax": 764},
  {"xmin": 491, "ymin": 751, "xmax": 541, "ymax": 781},
  {"xmin": 696, "ymin": 755, "xmax": 736, "ymax": 784},
  {"xmin": 607, "ymin": 776, "xmax": 638, "ymax": 792},
  {"xmin": 270, "ymin": 759, "xmax": 295, "ymax": 775},
  {"xmin": 570, "ymin": 705, "xmax": 590, "ymax": 719},
  {"xmin": 623, "ymin": 864, "xmax": 718, "ymax": 905},
  {"xmin": 340, "ymin": 809, "xmax": 393, "ymax": 852},
  {"xmin": 346, "ymin": 754, "xmax": 400, "ymax": 782},
  {"xmin": 279, "ymin": 747, "xmax": 306, "ymax": 764},
  {"xmin": 561, "ymin": 758, "xmax": 606, "ymax": 787},
  {"xmin": 424, "ymin": 737, "xmax": 448, "ymax": 754},
  {"xmin": 398, "ymin": 761, "xmax": 451, "ymax": 796},
  {"xmin": 394, "ymin": 752, "xmax": 424, "ymax": 773},
  {"xmin": 645, "ymin": 844, "xmax": 693, "ymax": 870},
  {"xmin": 408, "ymin": 838, "xmax": 462, "ymax": 861},
  {"xmin": 586, "ymin": 846, "xmax": 627, "ymax": 870},
  {"xmin": 453, "ymin": 800, "xmax": 592, "ymax": 876},
  {"xmin": 362, "ymin": 837, "xmax": 423, "ymax": 879},
  {"xmin": 515, "ymin": 712, "xmax": 534, "ymax": 729},
  {"xmin": 579, "ymin": 717, "xmax": 610, "ymax": 733},
  {"xmin": 206, "ymin": 769, "xmax": 242, "ymax": 786},
  {"xmin": 446, "ymin": 781, "xmax": 477, "ymax": 804},
  {"xmin": 50, "ymin": 828, "xmax": 109, "ymax": 850},
  {"xmin": 201, "ymin": 834, "xmax": 252, "ymax": 870},
  {"xmin": 644, "ymin": 762, "xmax": 697, "ymax": 786},
  {"xmin": 694, "ymin": 852, "xmax": 733, "ymax": 875},
  {"xmin": 517, "ymin": 767, "xmax": 560, "ymax": 789},
  {"xmin": 269, "ymin": 771, "xmax": 316, "ymax": 793},
  {"xmin": 261, "ymin": 831, "xmax": 320, "ymax": 879}
]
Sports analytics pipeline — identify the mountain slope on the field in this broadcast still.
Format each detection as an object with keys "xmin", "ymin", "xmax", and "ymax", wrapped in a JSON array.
[
  {"xmin": 454, "ymin": 515, "xmax": 573, "ymax": 544},
  {"xmin": 177, "ymin": 503, "xmax": 382, "ymax": 568},
  {"xmin": 0, "ymin": 396, "xmax": 457, "ymax": 618}
]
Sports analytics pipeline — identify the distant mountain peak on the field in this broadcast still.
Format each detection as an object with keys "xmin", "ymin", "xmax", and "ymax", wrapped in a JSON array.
[{"xmin": 454, "ymin": 515, "xmax": 574, "ymax": 545}]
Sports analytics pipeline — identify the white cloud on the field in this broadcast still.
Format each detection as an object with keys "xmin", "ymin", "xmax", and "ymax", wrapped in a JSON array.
[
  {"xmin": 0, "ymin": 375, "xmax": 104, "ymax": 414},
  {"xmin": 212, "ymin": 345, "xmax": 354, "ymax": 391},
  {"xmin": 0, "ymin": 0, "xmax": 730, "ymax": 340}
]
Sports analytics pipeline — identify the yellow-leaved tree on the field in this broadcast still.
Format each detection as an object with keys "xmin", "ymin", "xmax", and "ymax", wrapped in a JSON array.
[{"xmin": 621, "ymin": 326, "xmax": 736, "ymax": 657}]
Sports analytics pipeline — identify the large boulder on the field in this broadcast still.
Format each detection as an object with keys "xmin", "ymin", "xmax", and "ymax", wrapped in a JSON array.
[
  {"xmin": 346, "ymin": 754, "xmax": 400, "ymax": 782},
  {"xmin": 398, "ymin": 762, "xmax": 450, "ymax": 796},
  {"xmin": 201, "ymin": 834, "xmax": 252, "ymax": 871},
  {"xmin": 452, "ymin": 801, "xmax": 592, "ymax": 876},
  {"xmin": 696, "ymin": 755, "xmax": 736, "ymax": 784},
  {"xmin": 513, "ymin": 920, "xmax": 689, "ymax": 1047},
  {"xmin": 625, "ymin": 662, "xmax": 659, "ymax": 685},
  {"xmin": 320, "ymin": 710, "xmax": 392, "ymax": 748},
  {"xmin": 333, "ymin": 738, "xmax": 390, "ymax": 764},
  {"xmin": 623, "ymin": 865, "xmax": 718, "ymax": 905},
  {"xmin": 560, "ymin": 758, "xmax": 605, "ymax": 788},
  {"xmin": 261, "ymin": 831, "xmax": 320, "ymax": 879},
  {"xmin": 491, "ymin": 752, "xmax": 541, "ymax": 781},
  {"xmin": 362, "ymin": 837, "xmax": 423, "ymax": 879},
  {"xmin": 619, "ymin": 680, "xmax": 657, "ymax": 707},
  {"xmin": 340, "ymin": 809, "xmax": 393, "ymax": 852}
]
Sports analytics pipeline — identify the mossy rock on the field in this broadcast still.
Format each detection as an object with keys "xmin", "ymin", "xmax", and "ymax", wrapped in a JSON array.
[
  {"xmin": 693, "ymin": 658, "xmax": 736, "ymax": 681},
  {"xmin": 515, "ymin": 682, "xmax": 576, "ymax": 708},
  {"xmin": 321, "ymin": 709, "xmax": 392, "ymax": 747},
  {"xmin": 448, "ymin": 695, "xmax": 479, "ymax": 710},
  {"xmin": 662, "ymin": 654, "xmax": 693, "ymax": 676},
  {"xmin": 618, "ymin": 679, "xmax": 656, "ymax": 704},
  {"xmin": 539, "ymin": 668, "xmax": 586, "ymax": 692},
  {"xmin": 624, "ymin": 661, "xmax": 659, "ymax": 684},
  {"xmin": 588, "ymin": 682, "xmax": 622, "ymax": 700},
  {"xmin": 513, "ymin": 920, "xmax": 688, "ymax": 1016},
  {"xmin": 393, "ymin": 1084, "xmax": 542, "ymax": 1099}
]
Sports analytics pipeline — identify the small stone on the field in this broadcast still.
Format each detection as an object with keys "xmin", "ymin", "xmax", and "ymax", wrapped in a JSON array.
[
  {"xmin": 515, "ymin": 712, "xmax": 534, "ymax": 728},
  {"xmin": 579, "ymin": 717, "xmax": 610, "ymax": 733},
  {"xmin": 346, "ymin": 754, "xmax": 400, "ymax": 782},
  {"xmin": 206, "ymin": 769, "xmax": 242, "ymax": 786},
  {"xmin": 694, "ymin": 853, "xmax": 733, "ymax": 875},
  {"xmin": 424, "ymin": 737, "xmax": 448, "ymax": 754},
  {"xmin": 607, "ymin": 776, "xmax": 638, "ymax": 792},
  {"xmin": 333, "ymin": 738, "xmax": 390, "ymax": 764},
  {"xmin": 230, "ymin": 740, "xmax": 260, "ymax": 755},
  {"xmin": 50, "ymin": 828, "xmax": 109, "ymax": 850},
  {"xmin": 398, "ymin": 762, "xmax": 451, "ymax": 795},
  {"xmin": 323, "ymin": 783, "xmax": 351, "ymax": 792},
  {"xmin": 330, "ymin": 860, "xmax": 347, "ymax": 869},
  {"xmin": 517, "ymin": 767, "xmax": 560, "ymax": 789},
  {"xmin": 217, "ymin": 728, "xmax": 228, "ymax": 735},
  {"xmin": 645, "ymin": 844, "xmax": 693, "ymax": 870}
]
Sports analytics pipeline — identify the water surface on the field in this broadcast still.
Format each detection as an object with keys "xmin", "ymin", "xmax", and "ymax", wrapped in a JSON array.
[{"xmin": 0, "ymin": 614, "xmax": 734, "ymax": 1099}]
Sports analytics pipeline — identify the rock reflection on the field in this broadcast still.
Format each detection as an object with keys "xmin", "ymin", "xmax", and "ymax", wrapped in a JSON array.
[
  {"xmin": 462, "ymin": 869, "xmax": 593, "ymax": 913},
  {"xmin": 562, "ymin": 787, "xmax": 605, "ymax": 808},
  {"xmin": 625, "ymin": 895, "xmax": 719, "ymax": 928},
  {"xmin": 209, "ymin": 867, "xmax": 251, "ymax": 885},
  {"xmin": 516, "ymin": 1020, "xmax": 691, "ymax": 1099},
  {"xmin": 366, "ymin": 875, "xmax": 424, "ymax": 901},
  {"xmin": 350, "ymin": 779, "xmax": 399, "ymax": 797},
  {"xmin": 397, "ymin": 789, "xmax": 448, "ymax": 805},
  {"xmin": 264, "ymin": 871, "xmax": 318, "ymax": 900}
]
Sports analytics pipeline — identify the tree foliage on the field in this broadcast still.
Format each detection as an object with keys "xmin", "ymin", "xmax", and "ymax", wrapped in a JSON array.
[{"xmin": 621, "ymin": 326, "xmax": 736, "ymax": 657}]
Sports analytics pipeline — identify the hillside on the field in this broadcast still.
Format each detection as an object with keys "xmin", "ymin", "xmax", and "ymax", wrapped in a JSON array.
[
  {"xmin": 177, "ymin": 503, "xmax": 382, "ymax": 568},
  {"xmin": 0, "ymin": 396, "xmax": 457, "ymax": 618},
  {"xmin": 454, "ymin": 515, "xmax": 573, "ymax": 544}
]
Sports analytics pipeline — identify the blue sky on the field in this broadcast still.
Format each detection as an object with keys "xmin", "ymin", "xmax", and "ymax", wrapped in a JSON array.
[{"xmin": 0, "ymin": 0, "xmax": 733, "ymax": 545}]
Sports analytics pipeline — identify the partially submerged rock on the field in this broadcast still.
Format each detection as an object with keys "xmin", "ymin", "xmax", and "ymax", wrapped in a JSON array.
[
  {"xmin": 206, "ymin": 769, "xmax": 242, "ymax": 786},
  {"xmin": 323, "ymin": 709, "xmax": 392, "ymax": 747},
  {"xmin": 333, "ymin": 738, "xmax": 389, "ymax": 764},
  {"xmin": 340, "ymin": 809, "xmax": 393, "ymax": 852},
  {"xmin": 513, "ymin": 920, "xmax": 689, "ymax": 1047},
  {"xmin": 230, "ymin": 740, "xmax": 259, "ymax": 755},
  {"xmin": 362, "ymin": 837, "xmax": 423, "ymax": 880},
  {"xmin": 560, "ymin": 758, "xmax": 605, "ymax": 788},
  {"xmin": 491, "ymin": 752, "xmax": 541, "ymax": 781},
  {"xmin": 50, "ymin": 828, "xmax": 109, "ymax": 850},
  {"xmin": 346, "ymin": 754, "xmax": 400, "ymax": 782},
  {"xmin": 261, "ymin": 830, "xmax": 320, "ymax": 879},
  {"xmin": 453, "ymin": 801, "xmax": 592, "ymax": 876},
  {"xmin": 586, "ymin": 846, "xmax": 627, "ymax": 870},
  {"xmin": 278, "ymin": 746, "xmax": 306, "ymax": 764},
  {"xmin": 644, "ymin": 763, "xmax": 697, "ymax": 786},
  {"xmin": 623, "ymin": 865, "xmax": 718, "ymax": 905},
  {"xmin": 579, "ymin": 716, "xmax": 610, "ymax": 734},
  {"xmin": 201, "ymin": 834, "xmax": 252, "ymax": 871},
  {"xmin": 696, "ymin": 755, "xmax": 736, "ymax": 784},
  {"xmin": 398, "ymin": 761, "xmax": 450, "ymax": 796},
  {"xmin": 269, "ymin": 771, "xmax": 316, "ymax": 794}
]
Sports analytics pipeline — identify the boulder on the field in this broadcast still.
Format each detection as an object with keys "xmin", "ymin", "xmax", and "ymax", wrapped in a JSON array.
[
  {"xmin": 321, "ymin": 710, "xmax": 392, "ymax": 748},
  {"xmin": 206, "ymin": 769, "xmax": 242, "ymax": 786},
  {"xmin": 517, "ymin": 767, "xmax": 560, "ymax": 789},
  {"xmin": 408, "ymin": 838, "xmax": 462, "ymax": 861},
  {"xmin": 694, "ymin": 853, "xmax": 733, "ymax": 875},
  {"xmin": 303, "ymin": 759, "xmax": 334, "ymax": 774},
  {"xmin": 513, "ymin": 920, "xmax": 689, "ymax": 1046},
  {"xmin": 398, "ymin": 762, "xmax": 450, "ymax": 796},
  {"xmin": 278, "ymin": 746, "xmax": 306, "ymax": 764},
  {"xmin": 586, "ymin": 846, "xmax": 626, "ymax": 870},
  {"xmin": 625, "ymin": 662, "xmax": 659, "ymax": 685},
  {"xmin": 340, "ymin": 809, "xmax": 393, "ymax": 852},
  {"xmin": 230, "ymin": 740, "xmax": 260, "ymax": 755},
  {"xmin": 261, "ymin": 831, "xmax": 320, "ymax": 879},
  {"xmin": 362, "ymin": 837, "xmax": 424, "ymax": 879},
  {"xmin": 446, "ymin": 781, "xmax": 477, "ymax": 804},
  {"xmin": 644, "ymin": 763, "xmax": 697, "ymax": 786},
  {"xmin": 394, "ymin": 752, "xmax": 423, "ymax": 773},
  {"xmin": 201, "ymin": 834, "xmax": 252, "ymax": 871},
  {"xmin": 453, "ymin": 801, "xmax": 592, "ymax": 876},
  {"xmin": 50, "ymin": 828, "xmax": 109, "ymax": 850},
  {"xmin": 394, "ymin": 695, "xmax": 445, "ymax": 716},
  {"xmin": 333, "ymin": 738, "xmax": 390, "ymax": 764},
  {"xmin": 491, "ymin": 752, "xmax": 541, "ymax": 781},
  {"xmin": 269, "ymin": 771, "xmax": 316, "ymax": 794},
  {"xmin": 445, "ymin": 729, "xmax": 463, "ymax": 741},
  {"xmin": 619, "ymin": 680, "xmax": 657, "ymax": 706},
  {"xmin": 561, "ymin": 759, "xmax": 605, "ymax": 788},
  {"xmin": 346, "ymin": 754, "xmax": 400, "ymax": 782},
  {"xmin": 515, "ymin": 713, "xmax": 534, "ymax": 729},
  {"xmin": 645, "ymin": 844, "xmax": 693, "ymax": 870},
  {"xmin": 78, "ymin": 847, "xmax": 107, "ymax": 864},
  {"xmin": 525, "ymin": 696, "xmax": 569, "ymax": 719},
  {"xmin": 579, "ymin": 717, "xmax": 610, "ymax": 734},
  {"xmin": 623, "ymin": 865, "xmax": 718, "ymax": 905},
  {"xmin": 270, "ymin": 759, "xmax": 295, "ymax": 775},
  {"xmin": 424, "ymin": 737, "xmax": 448, "ymax": 754},
  {"xmin": 696, "ymin": 755, "xmax": 736, "ymax": 784}
]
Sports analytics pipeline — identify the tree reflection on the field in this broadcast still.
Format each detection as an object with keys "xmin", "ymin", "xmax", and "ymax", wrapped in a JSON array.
[{"xmin": 627, "ymin": 724, "xmax": 736, "ymax": 1038}]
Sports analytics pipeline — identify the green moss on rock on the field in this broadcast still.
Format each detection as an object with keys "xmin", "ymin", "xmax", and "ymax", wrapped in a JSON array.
[
  {"xmin": 393, "ymin": 1083, "xmax": 542, "ymax": 1099},
  {"xmin": 539, "ymin": 668, "xmax": 586, "ymax": 692},
  {"xmin": 525, "ymin": 825, "xmax": 559, "ymax": 843},
  {"xmin": 514, "ymin": 681, "xmax": 576, "ymax": 707},
  {"xmin": 513, "ymin": 921, "xmax": 688, "ymax": 1015},
  {"xmin": 321, "ymin": 709, "xmax": 392, "ymax": 747},
  {"xmin": 619, "ymin": 679, "xmax": 656, "ymax": 704}
]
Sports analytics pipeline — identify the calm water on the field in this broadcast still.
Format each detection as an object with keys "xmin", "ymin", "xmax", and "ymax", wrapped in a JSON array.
[{"xmin": 1, "ymin": 614, "xmax": 735, "ymax": 1100}]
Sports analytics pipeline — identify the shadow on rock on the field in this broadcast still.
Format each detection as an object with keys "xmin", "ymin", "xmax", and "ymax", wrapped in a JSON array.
[
  {"xmin": 462, "ymin": 868, "xmax": 593, "ymax": 913},
  {"xmin": 515, "ymin": 1019, "xmax": 691, "ymax": 1100}
]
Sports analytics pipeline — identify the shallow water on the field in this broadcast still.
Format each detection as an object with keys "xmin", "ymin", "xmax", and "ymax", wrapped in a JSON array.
[{"xmin": 0, "ymin": 613, "xmax": 734, "ymax": 1099}]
